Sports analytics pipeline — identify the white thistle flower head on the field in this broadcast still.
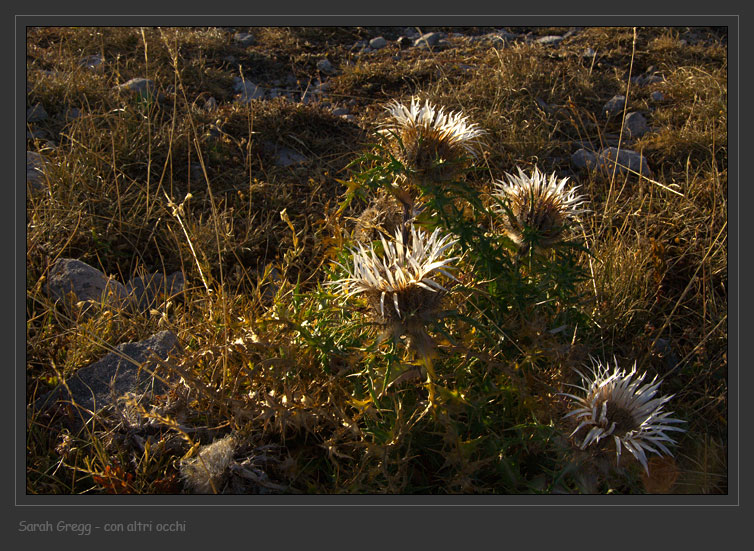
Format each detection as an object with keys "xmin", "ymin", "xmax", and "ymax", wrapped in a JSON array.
[
  {"xmin": 563, "ymin": 358, "xmax": 685, "ymax": 474},
  {"xmin": 380, "ymin": 96, "xmax": 486, "ymax": 183},
  {"xmin": 491, "ymin": 166, "xmax": 586, "ymax": 250},
  {"xmin": 333, "ymin": 224, "xmax": 460, "ymax": 353}
]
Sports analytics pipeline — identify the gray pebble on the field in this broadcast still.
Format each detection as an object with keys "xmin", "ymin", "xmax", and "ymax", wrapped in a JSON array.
[
  {"xmin": 27, "ymin": 151, "xmax": 47, "ymax": 192},
  {"xmin": 27, "ymin": 129, "xmax": 49, "ymax": 141},
  {"xmin": 414, "ymin": 32, "xmax": 445, "ymax": 49},
  {"xmin": 536, "ymin": 35, "xmax": 563, "ymax": 46},
  {"xmin": 233, "ymin": 32, "xmax": 256, "ymax": 47},
  {"xmin": 79, "ymin": 54, "xmax": 105, "ymax": 71},
  {"xmin": 571, "ymin": 148, "xmax": 598, "ymax": 170},
  {"xmin": 316, "ymin": 59, "xmax": 335, "ymax": 74},
  {"xmin": 233, "ymin": 78, "xmax": 265, "ymax": 102},
  {"xmin": 64, "ymin": 107, "xmax": 82, "ymax": 121},
  {"xmin": 275, "ymin": 147, "xmax": 308, "ymax": 167},
  {"xmin": 115, "ymin": 78, "xmax": 155, "ymax": 99},
  {"xmin": 27, "ymin": 103, "xmax": 48, "ymax": 122},
  {"xmin": 624, "ymin": 112, "xmax": 649, "ymax": 138},
  {"xmin": 597, "ymin": 147, "xmax": 652, "ymax": 177},
  {"xmin": 603, "ymin": 94, "xmax": 626, "ymax": 117}
]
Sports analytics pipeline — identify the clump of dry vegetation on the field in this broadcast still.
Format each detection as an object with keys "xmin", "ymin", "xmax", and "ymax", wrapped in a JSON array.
[{"xmin": 26, "ymin": 26, "xmax": 727, "ymax": 495}]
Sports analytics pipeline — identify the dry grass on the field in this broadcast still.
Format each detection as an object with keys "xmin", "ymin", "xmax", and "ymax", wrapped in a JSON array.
[{"xmin": 26, "ymin": 26, "xmax": 727, "ymax": 495}]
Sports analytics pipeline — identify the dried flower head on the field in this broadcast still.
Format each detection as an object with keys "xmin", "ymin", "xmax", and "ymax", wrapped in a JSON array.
[
  {"xmin": 333, "ymin": 224, "xmax": 459, "ymax": 354},
  {"xmin": 492, "ymin": 166, "xmax": 586, "ymax": 250},
  {"xmin": 180, "ymin": 435, "xmax": 237, "ymax": 494},
  {"xmin": 352, "ymin": 192, "xmax": 412, "ymax": 245},
  {"xmin": 563, "ymin": 358, "xmax": 685, "ymax": 473},
  {"xmin": 380, "ymin": 96, "xmax": 486, "ymax": 184}
]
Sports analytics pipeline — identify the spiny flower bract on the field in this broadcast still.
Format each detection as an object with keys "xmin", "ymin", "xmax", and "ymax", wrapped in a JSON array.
[
  {"xmin": 380, "ymin": 96, "xmax": 486, "ymax": 183},
  {"xmin": 335, "ymin": 224, "xmax": 459, "ymax": 321},
  {"xmin": 491, "ymin": 166, "xmax": 586, "ymax": 250},
  {"xmin": 563, "ymin": 358, "xmax": 685, "ymax": 474}
]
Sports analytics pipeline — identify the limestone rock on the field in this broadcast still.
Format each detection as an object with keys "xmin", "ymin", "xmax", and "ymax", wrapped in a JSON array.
[
  {"xmin": 571, "ymin": 148, "xmax": 598, "ymax": 170},
  {"xmin": 536, "ymin": 35, "xmax": 563, "ymax": 46},
  {"xmin": 125, "ymin": 271, "xmax": 185, "ymax": 312},
  {"xmin": 46, "ymin": 258, "xmax": 129, "ymax": 311},
  {"xmin": 115, "ymin": 78, "xmax": 155, "ymax": 99},
  {"xmin": 34, "ymin": 331, "xmax": 178, "ymax": 418},
  {"xmin": 27, "ymin": 151, "xmax": 48, "ymax": 192},
  {"xmin": 316, "ymin": 59, "xmax": 336, "ymax": 74},
  {"xmin": 80, "ymin": 54, "xmax": 105, "ymax": 71},
  {"xmin": 414, "ymin": 32, "xmax": 445, "ymax": 49},
  {"xmin": 233, "ymin": 78, "xmax": 265, "ymax": 102},
  {"xmin": 27, "ymin": 103, "xmax": 48, "ymax": 122},
  {"xmin": 274, "ymin": 147, "xmax": 308, "ymax": 167},
  {"xmin": 233, "ymin": 32, "xmax": 255, "ymax": 47},
  {"xmin": 597, "ymin": 147, "xmax": 652, "ymax": 177},
  {"xmin": 603, "ymin": 95, "xmax": 626, "ymax": 117},
  {"xmin": 624, "ymin": 112, "xmax": 649, "ymax": 138}
]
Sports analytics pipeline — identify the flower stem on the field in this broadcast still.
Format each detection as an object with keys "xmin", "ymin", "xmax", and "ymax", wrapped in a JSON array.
[{"xmin": 420, "ymin": 352, "xmax": 438, "ymax": 411}]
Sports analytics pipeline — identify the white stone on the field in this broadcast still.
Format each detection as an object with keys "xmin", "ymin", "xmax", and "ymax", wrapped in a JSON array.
[{"xmin": 536, "ymin": 35, "xmax": 563, "ymax": 46}]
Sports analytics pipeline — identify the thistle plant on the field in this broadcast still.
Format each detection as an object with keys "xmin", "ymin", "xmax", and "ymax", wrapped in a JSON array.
[
  {"xmin": 339, "ymin": 98, "xmax": 594, "ymax": 477},
  {"xmin": 563, "ymin": 358, "xmax": 685, "ymax": 474},
  {"xmin": 332, "ymin": 223, "xmax": 460, "ymax": 406},
  {"xmin": 491, "ymin": 166, "xmax": 586, "ymax": 254}
]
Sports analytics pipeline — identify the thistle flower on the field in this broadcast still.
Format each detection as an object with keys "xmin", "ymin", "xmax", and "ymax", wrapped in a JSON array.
[
  {"xmin": 380, "ymin": 96, "xmax": 486, "ymax": 184},
  {"xmin": 333, "ymin": 223, "xmax": 459, "ymax": 354},
  {"xmin": 491, "ymin": 166, "xmax": 586, "ymax": 250},
  {"xmin": 563, "ymin": 358, "xmax": 685, "ymax": 474}
]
